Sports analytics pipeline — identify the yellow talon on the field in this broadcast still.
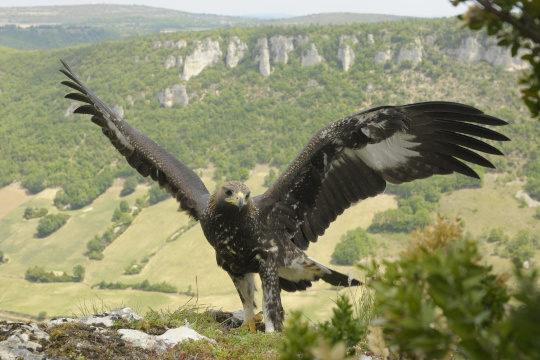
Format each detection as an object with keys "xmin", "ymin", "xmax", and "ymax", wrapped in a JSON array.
[
  {"xmin": 253, "ymin": 313, "xmax": 264, "ymax": 322},
  {"xmin": 243, "ymin": 319, "xmax": 257, "ymax": 333}
]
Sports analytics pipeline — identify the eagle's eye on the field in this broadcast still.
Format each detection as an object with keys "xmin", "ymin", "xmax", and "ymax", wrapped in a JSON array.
[
  {"xmin": 224, "ymin": 189, "xmax": 233, "ymax": 197},
  {"xmin": 245, "ymin": 193, "xmax": 250, "ymax": 199}
]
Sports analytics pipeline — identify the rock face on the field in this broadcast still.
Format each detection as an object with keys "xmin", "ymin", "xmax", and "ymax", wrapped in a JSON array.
[
  {"xmin": 226, "ymin": 36, "xmax": 249, "ymax": 68},
  {"xmin": 256, "ymin": 38, "xmax": 271, "ymax": 77},
  {"xmin": 165, "ymin": 55, "xmax": 183, "ymax": 69},
  {"xmin": 397, "ymin": 38, "xmax": 423, "ymax": 66},
  {"xmin": 339, "ymin": 35, "xmax": 358, "ymax": 45},
  {"xmin": 294, "ymin": 35, "xmax": 309, "ymax": 47},
  {"xmin": 0, "ymin": 308, "xmax": 255, "ymax": 359},
  {"xmin": 157, "ymin": 84, "xmax": 189, "ymax": 108},
  {"xmin": 181, "ymin": 38, "xmax": 223, "ymax": 81},
  {"xmin": 269, "ymin": 35, "xmax": 295, "ymax": 63},
  {"xmin": 338, "ymin": 44, "xmax": 355, "ymax": 71},
  {"xmin": 337, "ymin": 34, "xmax": 358, "ymax": 71},
  {"xmin": 444, "ymin": 36, "xmax": 527, "ymax": 70},
  {"xmin": 301, "ymin": 44, "xmax": 324, "ymax": 67},
  {"xmin": 64, "ymin": 102, "xmax": 78, "ymax": 117},
  {"xmin": 374, "ymin": 49, "xmax": 392, "ymax": 65},
  {"xmin": 367, "ymin": 33, "xmax": 375, "ymax": 44}
]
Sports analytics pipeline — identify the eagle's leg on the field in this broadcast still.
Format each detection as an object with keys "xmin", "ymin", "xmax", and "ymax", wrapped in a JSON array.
[
  {"xmin": 260, "ymin": 260, "xmax": 284, "ymax": 332},
  {"xmin": 229, "ymin": 272, "xmax": 257, "ymax": 333}
]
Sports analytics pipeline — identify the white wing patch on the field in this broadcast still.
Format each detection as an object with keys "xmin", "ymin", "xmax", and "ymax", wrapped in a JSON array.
[
  {"xmin": 353, "ymin": 132, "xmax": 419, "ymax": 171},
  {"xmin": 278, "ymin": 255, "xmax": 331, "ymax": 282}
]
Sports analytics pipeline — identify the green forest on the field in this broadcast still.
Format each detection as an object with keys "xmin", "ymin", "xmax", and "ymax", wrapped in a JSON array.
[{"xmin": 0, "ymin": 18, "xmax": 538, "ymax": 208}]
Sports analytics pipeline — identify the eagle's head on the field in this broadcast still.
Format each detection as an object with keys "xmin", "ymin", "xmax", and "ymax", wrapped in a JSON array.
[{"xmin": 216, "ymin": 181, "xmax": 251, "ymax": 212}]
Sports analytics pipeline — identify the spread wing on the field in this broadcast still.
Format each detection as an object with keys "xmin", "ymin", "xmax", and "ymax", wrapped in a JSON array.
[
  {"xmin": 256, "ymin": 102, "xmax": 509, "ymax": 250},
  {"xmin": 60, "ymin": 60, "xmax": 209, "ymax": 219}
]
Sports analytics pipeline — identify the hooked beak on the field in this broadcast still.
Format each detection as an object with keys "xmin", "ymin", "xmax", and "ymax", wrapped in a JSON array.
[{"xmin": 236, "ymin": 192, "xmax": 245, "ymax": 209}]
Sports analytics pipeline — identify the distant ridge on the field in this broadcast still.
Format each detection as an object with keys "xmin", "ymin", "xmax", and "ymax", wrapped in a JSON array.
[
  {"xmin": 0, "ymin": 5, "xmax": 407, "ymax": 50},
  {"xmin": 270, "ymin": 12, "xmax": 407, "ymax": 25}
]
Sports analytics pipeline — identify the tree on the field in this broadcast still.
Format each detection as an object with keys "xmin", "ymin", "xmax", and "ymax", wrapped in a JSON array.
[
  {"xmin": 120, "ymin": 176, "xmax": 138, "ymax": 197},
  {"xmin": 72, "ymin": 265, "xmax": 85, "ymax": 282},
  {"xmin": 453, "ymin": 0, "xmax": 540, "ymax": 117},
  {"xmin": 331, "ymin": 228, "xmax": 376, "ymax": 265}
]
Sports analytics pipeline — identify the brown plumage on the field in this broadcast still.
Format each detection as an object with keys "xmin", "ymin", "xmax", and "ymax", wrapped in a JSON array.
[{"xmin": 60, "ymin": 60, "xmax": 509, "ymax": 332}]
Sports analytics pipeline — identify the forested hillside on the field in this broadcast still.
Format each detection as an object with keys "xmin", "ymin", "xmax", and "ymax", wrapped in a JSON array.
[{"xmin": 0, "ymin": 17, "xmax": 537, "ymax": 209}]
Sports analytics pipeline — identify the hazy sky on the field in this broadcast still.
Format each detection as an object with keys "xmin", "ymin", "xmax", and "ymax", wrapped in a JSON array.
[{"xmin": 0, "ymin": 0, "xmax": 468, "ymax": 18}]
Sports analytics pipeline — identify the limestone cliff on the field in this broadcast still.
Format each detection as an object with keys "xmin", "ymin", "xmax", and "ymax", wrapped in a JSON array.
[
  {"xmin": 181, "ymin": 38, "xmax": 222, "ymax": 81},
  {"xmin": 269, "ymin": 36, "xmax": 295, "ymax": 63},
  {"xmin": 301, "ymin": 44, "xmax": 324, "ymax": 67},
  {"xmin": 256, "ymin": 38, "xmax": 271, "ymax": 77},
  {"xmin": 157, "ymin": 84, "xmax": 189, "ymax": 108},
  {"xmin": 226, "ymin": 36, "xmax": 248, "ymax": 68}
]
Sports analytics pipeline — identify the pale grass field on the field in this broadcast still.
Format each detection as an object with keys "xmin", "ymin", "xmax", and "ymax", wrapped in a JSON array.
[{"xmin": 0, "ymin": 168, "xmax": 537, "ymax": 321}]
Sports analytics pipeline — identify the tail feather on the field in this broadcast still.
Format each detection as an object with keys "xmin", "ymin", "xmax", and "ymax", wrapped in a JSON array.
[
  {"xmin": 278, "ymin": 255, "xmax": 362, "ymax": 292},
  {"xmin": 321, "ymin": 268, "xmax": 362, "ymax": 287}
]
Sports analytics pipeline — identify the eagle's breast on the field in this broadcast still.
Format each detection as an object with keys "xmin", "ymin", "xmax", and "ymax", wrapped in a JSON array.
[{"xmin": 200, "ymin": 201, "xmax": 263, "ymax": 274}]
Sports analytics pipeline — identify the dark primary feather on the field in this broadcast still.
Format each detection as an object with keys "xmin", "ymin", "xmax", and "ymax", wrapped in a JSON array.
[
  {"xmin": 60, "ymin": 60, "xmax": 209, "ymax": 219},
  {"xmin": 257, "ymin": 102, "xmax": 509, "ymax": 250}
]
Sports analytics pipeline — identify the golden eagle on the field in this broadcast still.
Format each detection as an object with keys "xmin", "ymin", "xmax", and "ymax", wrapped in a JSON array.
[{"xmin": 60, "ymin": 60, "xmax": 508, "ymax": 332}]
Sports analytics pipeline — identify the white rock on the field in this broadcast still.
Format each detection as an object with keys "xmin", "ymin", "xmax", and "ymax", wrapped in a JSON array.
[
  {"xmin": 47, "ymin": 307, "xmax": 142, "ymax": 328},
  {"xmin": 163, "ymin": 40, "xmax": 176, "ymax": 48},
  {"xmin": 269, "ymin": 35, "xmax": 295, "ymax": 63},
  {"xmin": 157, "ymin": 84, "xmax": 189, "ymax": 108},
  {"xmin": 118, "ymin": 326, "xmax": 215, "ymax": 352},
  {"xmin": 158, "ymin": 326, "xmax": 216, "ymax": 345},
  {"xmin": 339, "ymin": 35, "xmax": 358, "ymax": 45},
  {"xmin": 374, "ymin": 49, "xmax": 392, "ymax": 65},
  {"xmin": 256, "ymin": 38, "xmax": 271, "ymax": 77},
  {"xmin": 64, "ymin": 102, "xmax": 78, "ymax": 117},
  {"xmin": 294, "ymin": 35, "xmax": 309, "ymax": 46},
  {"xmin": 164, "ymin": 55, "xmax": 177, "ymax": 69},
  {"xmin": 397, "ymin": 39, "xmax": 423, "ymax": 66},
  {"xmin": 112, "ymin": 105, "xmax": 124, "ymax": 118},
  {"xmin": 301, "ymin": 44, "xmax": 324, "ymax": 67},
  {"xmin": 367, "ymin": 33, "xmax": 374, "ymax": 44},
  {"xmin": 226, "ymin": 36, "xmax": 248, "ymax": 68},
  {"xmin": 337, "ymin": 44, "xmax": 355, "ymax": 71},
  {"xmin": 181, "ymin": 38, "xmax": 223, "ymax": 81}
]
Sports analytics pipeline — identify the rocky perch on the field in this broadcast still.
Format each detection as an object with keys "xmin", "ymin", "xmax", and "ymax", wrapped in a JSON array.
[{"xmin": 0, "ymin": 307, "xmax": 251, "ymax": 359}]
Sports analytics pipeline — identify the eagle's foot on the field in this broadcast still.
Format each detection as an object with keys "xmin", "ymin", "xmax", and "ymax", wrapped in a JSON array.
[
  {"xmin": 242, "ymin": 319, "xmax": 257, "ymax": 334},
  {"xmin": 240, "ymin": 313, "xmax": 264, "ymax": 334}
]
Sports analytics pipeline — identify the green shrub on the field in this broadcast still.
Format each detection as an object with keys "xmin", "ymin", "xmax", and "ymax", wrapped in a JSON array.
[
  {"xmin": 36, "ymin": 213, "xmax": 70, "ymax": 238},
  {"xmin": 25, "ymin": 265, "xmax": 85, "ymax": 283},
  {"xmin": 120, "ymin": 176, "xmax": 138, "ymax": 197},
  {"xmin": 280, "ymin": 294, "xmax": 368, "ymax": 359},
  {"xmin": 23, "ymin": 207, "xmax": 48, "ymax": 220},
  {"xmin": 88, "ymin": 250, "xmax": 104, "ymax": 260},
  {"xmin": 96, "ymin": 280, "xmax": 177, "ymax": 294},
  {"xmin": 124, "ymin": 260, "xmax": 144, "ymax": 275},
  {"xmin": 500, "ymin": 229, "xmax": 538, "ymax": 267},
  {"xmin": 487, "ymin": 227, "xmax": 509, "ymax": 243},
  {"xmin": 331, "ymin": 227, "xmax": 376, "ymax": 265}
]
